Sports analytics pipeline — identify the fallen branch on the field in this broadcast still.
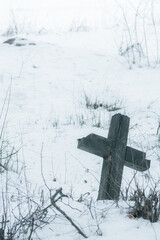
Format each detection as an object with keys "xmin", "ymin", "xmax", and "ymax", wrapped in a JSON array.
[{"xmin": 51, "ymin": 188, "xmax": 88, "ymax": 239}]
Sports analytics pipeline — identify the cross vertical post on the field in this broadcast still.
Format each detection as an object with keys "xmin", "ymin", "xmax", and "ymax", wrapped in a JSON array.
[{"xmin": 97, "ymin": 114, "xmax": 130, "ymax": 200}]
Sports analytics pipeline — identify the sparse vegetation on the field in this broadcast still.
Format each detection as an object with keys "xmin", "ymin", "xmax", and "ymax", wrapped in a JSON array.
[
  {"xmin": 84, "ymin": 93, "xmax": 122, "ymax": 112},
  {"xmin": 0, "ymin": 90, "xmax": 53, "ymax": 239},
  {"xmin": 119, "ymin": 0, "xmax": 160, "ymax": 68}
]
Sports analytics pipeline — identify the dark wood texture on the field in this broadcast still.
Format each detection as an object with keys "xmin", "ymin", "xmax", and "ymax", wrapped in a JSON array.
[
  {"xmin": 78, "ymin": 134, "xmax": 112, "ymax": 158},
  {"xmin": 125, "ymin": 146, "xmax": 150, "ymax": 171},
  {"xmin": 97, "ymin": 114, "xmax": 130, "ymax": 200}
]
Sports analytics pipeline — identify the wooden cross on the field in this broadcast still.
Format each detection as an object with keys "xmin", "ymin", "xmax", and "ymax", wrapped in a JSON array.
[{"xmin": 77, "ymin": 114, "xmax": 151, "ymax": 201}]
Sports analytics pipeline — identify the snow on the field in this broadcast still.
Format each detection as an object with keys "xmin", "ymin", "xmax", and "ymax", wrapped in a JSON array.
[{"xmin": 0, "ymin": 1, "xmax": 160, "ymax": 239}]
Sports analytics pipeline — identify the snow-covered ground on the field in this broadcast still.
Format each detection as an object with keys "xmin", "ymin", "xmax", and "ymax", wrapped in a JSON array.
[{"xmin": 0, "ymin": 1, "xmax": 160, "ymax": 239}]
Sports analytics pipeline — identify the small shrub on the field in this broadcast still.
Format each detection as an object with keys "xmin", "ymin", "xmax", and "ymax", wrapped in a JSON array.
[
  {"xmin": 119, "ymin": 42, "xmax": 144, "ymax": 68},
  {"xmin": 128, "ymin": 185, "xmax": 160, "ymax": 222}
]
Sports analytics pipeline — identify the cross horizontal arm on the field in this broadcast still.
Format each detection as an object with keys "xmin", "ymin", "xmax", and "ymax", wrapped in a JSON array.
[
  {"xmin": 77, "ymin": 134, "xmax": 150, "ymax": 172},
  {"xmin": 78, "ymin": 134, "xmax": 112, "ymax": 158}
]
